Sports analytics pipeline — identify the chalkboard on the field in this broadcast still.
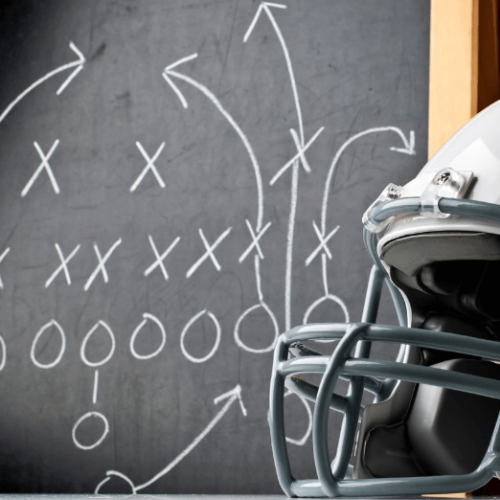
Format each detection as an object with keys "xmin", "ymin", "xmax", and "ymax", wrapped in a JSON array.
[{"xmin": 0, "ymin": 0, "xmax": 429, "ymax": 494}]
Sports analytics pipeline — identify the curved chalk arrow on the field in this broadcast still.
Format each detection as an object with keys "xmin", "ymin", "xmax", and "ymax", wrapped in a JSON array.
[
  {"xmin": 94, "ymin": 384, "xmax": 247, "ymax": 494},
  {"xmin": 163, "ymin": 54, "xmax": 265, "ymax": 234},
  {"xmin": 321, "ymin": 126, "xmax": 416, "ymax": 236},
  {"xmin": 0, "ymin": 42, "xmax": 85, "ymax": 126}
]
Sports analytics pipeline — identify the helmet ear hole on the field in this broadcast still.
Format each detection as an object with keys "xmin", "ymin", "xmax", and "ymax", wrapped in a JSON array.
[{"xmin": 419, "ymin": 261, "xmax": 461, "ymax": 295}]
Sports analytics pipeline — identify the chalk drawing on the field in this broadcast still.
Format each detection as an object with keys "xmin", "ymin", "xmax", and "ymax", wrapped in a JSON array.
[
  {"xmin": 186, "ymin": 228, "xmax": 232, "ymax": 278},
  {"xmin": 30, "ymin": 319, "xmax": 66, "ymax": 369},
  {"xmin": 320, "ymin": 127, "xmax": 415, "ymax": 237},
  {"xmin": 84, "ymin": 238, "xmax": 122, "ymax": 291},
  {"xmin": 234, "ymin": 255, "xmax": 279, "ymax": 353},
  {"xmin": 130, "ymin": 142, "xmax": 166, "ymax": 192},
  {"xmin": 284, "ymin": 390, "xmax": 312, "ymax": 446},
  {"xmin": 130, "ymin": 313, "xmax": 166, "ymax": 360},
  {"xmin": 0, "ymin": 335, "xmax": 6, "ymax": 371},
  {"xmin": 180, "ymin": 309, "xmax": 221, "ymax": 363},
  {"xmin": 238, "ymin": 220, "xmax": 271, "ymax": 263},
  {"xmin": 163, "ymin": 54, "xmax": 264, "ymax": 233},
  {"xmin": 72, "ymin": 411, "xmax": 110, "ymax": 450},
  {"xmin": 144, "ymin": 235, "xmax": 180, "ymax": 279},
  {"xmin": 93, "ymin": 370, "xmax": 99, "ymax": 405},
  {"xmin": 95, "ymin": 385, "xmax": 247, "ymax": 494},
  {"xmin": 45, "ymin": 243, "xmax": 81, "ymax": 288},
  {"xmin": 21, "ymin": 140, "xmax": 60, "ymax": 197},
  {"xmin": 305, "ymin": 222, "xmax": 339, "ymax": 267},
  {"xmin": 0, "ymin": 247, "xmax": 10, "ymax": 289},
  {"xmin": 0, "ymin": 42, "xmax": 85, "ymax": 125},
  {"xmin": 80, "ymin": 320, "xmax": 116, "ymax": 367}
]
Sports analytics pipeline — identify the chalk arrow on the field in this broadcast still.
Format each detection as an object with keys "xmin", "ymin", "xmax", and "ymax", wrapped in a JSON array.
[
  {"xmin": 0, "ymin": 42, "xmax": 85, "ymax": 125},
  {"xmin": 94, "ymin": 384, "xmax": 247, "ymax": 494},
  {"xmin": 163, "ymin": 54, "xmax": 265, "ymax": 233},
  {"xmin": 321, "ymin": 126, "xmax": 416, "ymax": 236}
]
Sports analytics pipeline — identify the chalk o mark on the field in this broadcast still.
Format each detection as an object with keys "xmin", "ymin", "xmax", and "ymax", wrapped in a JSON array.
[
  {"xmin": 30, "ymin": 319, "xmax": 66, "ymax": 369},
  {"xmin": 234, "ymin": 302, "xmax": 279, "ymax": 354},
  {"xmin": 284, "ymin": 390, "xmax": 312, "ymax": 446},
  {"xmin": 0, "ymin": 335, "xmax": 6, "ymax": 371},
  {"xmin": 80, "ymin": 320, "xmax": 116, "ymax": 367},
  {"xmin": 180, "ymin": 310, "xmax": 221, "ymax": 363},
  {"xmin": 95, "ymin": 471, "xmax": 136, "ymax": 495},
  {"xmin": 72, "ymin": 411, "xmax": 109, "ymax": 450},
  {"xmin": 130, "ymin": 313, "xmax": 166, "ymax": 360},
  {"xmin": 303, "ymin": 295, "xmax": 350, "ymax": 343}
]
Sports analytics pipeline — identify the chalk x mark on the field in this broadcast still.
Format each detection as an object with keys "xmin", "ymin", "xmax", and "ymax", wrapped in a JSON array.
[
  {"xmin": 144, "ymin": 235, "xmax": 180, "ymax": 279},
  {"xmin": 93, "ymin": 370, "xmax": 99, "ymax": 404},
  {"xmin": 45, "ymin": 243, "xmax": 80, "ymax": 288},
  {"xmin": 95, "ymin": 385, "xmax": 246, "ymax": 494},
  {"xmin": 130, "ymin": 313, "xmax": 166, "ymax": 360},
  {"xmin": 163, "ymin": 54, "xmax": 264, "ymax": 232},
  {"xmin": 72, "ymin": 411, "xmax": 109, "ymax": 450},
  {"xmin": 186, "ymin": 227, "xmax": 231, "ymax": 278},
  {"xmin": 238, "ymin": 220, "xmax": 271, "ymax": 263},
  {"xmin": 321, "ymin": 127, "xmax": 415, "ymax": 236},
  {"xmin": 84, "ymin": 239, "xmax": 122, "ymax": 291},
  {"xmin": 21, "ymin": 140, "xmax": 60, "ymax": 197},
  {"xmin": 180, "ymin": 310, "xmax": 221, "ymax": 363},
  {"xmin": 234, "ymin": 255, "xmax": 279, "ymax": 353},
  {"xmin": 0, "ymin": 247, "xmax": 10, "ymax": 289},
  {"xmin": 130, "ymin": 142, "xmax": 166, "ymax": 192},
  {"xmin": 0, "ymin": 42, "xmax": 85, "ymax": 125},
  {"xmin": 305, "ymin": 223, "xmax": 339, "ymax": 266}
]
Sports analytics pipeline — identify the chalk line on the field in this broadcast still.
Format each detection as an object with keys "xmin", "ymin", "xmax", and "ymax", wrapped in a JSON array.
[
  {"xmin": 180, "ymin": 310, "xmax": 221, "ymax": 363},
  {"xmin": 80, "ymin": 320, "xmax": 116, "ymax": 367},
  {"xmin": 45, "ymin": 243, "xmax": 81, "ymax": 288},
  {"xmin": 164, "ymin": 55, "xmax": 264, "ymax": 232},
  {"xmin": 130, "ymin": 313, "xmax": 166, "ymax": 360},
  {"xmin": 144, "ymin": 235, "xmax": 180, "ymax": 279},
  {"xmin": 284, "ymin": 390, "xmax": 312, "ymax": 446},
  {"xmin": 30, "ymin": 319, "xmax": 66, "ymax": 369},
  {"xmin": 93, "ymin": 370, "xmax": 99, "ymax": 404},
  {"xmin": 0, "ymin": 41, "xmax": 85, "ymax": 125},
  {"xmin": 321, "ymin": 127, "xmax": 415, "ymax": 236},
  {"xmin": 21, "ymin": 140, "xmax": 60, "ymax": 197},
  {"xmin": 0, "ymin": 247, "xmax": 10, "ymax": 289},
  {"xmin": 84, "ymin": 238, "xmax": 122, "ymax": 291},
  {"xmin": 0, "ymin": 335, "xmax": 6, "ymax": 371},
  {"xmin": 186, "ymin": 227, "xmax": 232, "ymax": 278},
  {"xmin": 72, "ymin": 411, "xmax": 109, "ymax": 450}
]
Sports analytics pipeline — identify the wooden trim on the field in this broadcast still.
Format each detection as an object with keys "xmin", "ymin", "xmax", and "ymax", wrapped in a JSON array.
[{"xmin": 428, "ymin": 0, "xmax": 500, "ymax": 159}]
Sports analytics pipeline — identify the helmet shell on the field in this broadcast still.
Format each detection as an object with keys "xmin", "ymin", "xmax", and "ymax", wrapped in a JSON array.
[{"xmin": 378, "ymin": 99, "xmax": 500, "ymax": 254}]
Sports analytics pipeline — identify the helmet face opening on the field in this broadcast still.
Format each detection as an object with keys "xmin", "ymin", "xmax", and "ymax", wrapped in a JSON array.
[{"xmin": 269, "ymin": 101, "xmax": 500, "ymax": 498}]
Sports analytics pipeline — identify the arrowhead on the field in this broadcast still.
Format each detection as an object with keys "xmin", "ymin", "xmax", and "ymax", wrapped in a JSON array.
[
  {"xmin": 163, "ymin": 54, "xmax": 198, "ymax": 109},
  {"xmin": 214, "ymin": 384, "xmax": 247, "ymax": 416},
  {"xmin": 390, "ymin": 130, "xmax": 416, "ymax": 155},
  {"xmin": 69, "ymin": 41, "xmax": 86, "ymax": 64},
  {"xmin": 243, "ymin": 2, "xmax": 287, "ymax": 43}
]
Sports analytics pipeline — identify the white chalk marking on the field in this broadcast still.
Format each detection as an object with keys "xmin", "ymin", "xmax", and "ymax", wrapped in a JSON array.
[
  {"xmin": 30, "ymin": 319, "xmax": 66, "ymax": 369},
  {"xmin": 130, "ymin": 142, "xmax": 166, "ymax": 192},
  {"xmin": 130, "ymin": 313, "xmax": 166, "ymax": 360},
  {"xmin": 302, "ymin": 294, "xmax": 350, "ymax": 329},
  {"xmin": 0, "ymin": 42, "xmax": 85, "ymax": 125},
  {"xmin": 233, "ymin": 255, "xmax": 279, "ymax": 354},
  {"xmin": 321, "ymin": 253, "xmax": 329, "ymax": 296},
  {"xmin": 238, "ymin": 220, "xmax": 271, "ymax": 263},
  {"xmin": 132, "ymin": 384, "xmax": 246, "ymax": 492},
  {"xmin": 0, "ymin": 247, "xmax": 10, "ymax": 289},
  {"xmin": 185, "ymin": 227, "xmax": 232, "ymax": 278},
  {"xmin": 84, "ymin": 238, "xmax": 122, "ymax": 291},
  {"xmin": 321, "ymin": 126, "xmax": 416, "ymax": 236},
  {"xmin": 0, "ymin": 335, "xmax": 6, "ymax": 371},
  {"xmin": 45, "ymin": 243, "xmax": 81, "ymax": 288},
  {"xmin": 244, "ymin": 2, "xmax": 304, "ymax": 146},
  {"xmin": 144, "ymin": 235, "xmax": 180, "ymax": 279},
  {"xmin": 93, "ymin": 370, "xmax": 99, "ymax": 404},
  {"xmin": 270, "ymin": 126, "xmax": 324, "ymax": 185},
  {"xmin": 21, "ymin": 140, "xmax": 60, "ymax": 197},
  {"xmin": 80, "ymin": 320, "xmax": 116, "ymax": 367},
  {"xmin": 164, "ymin": 55, "xmax": 264, "ymax": 232},
  {"xmin": 165, "ymin": 52, "xmax": 199, "ymax": 72},
  {"xmin": 305, "ymin": 223, "xmax": 340, "ymax": 266},
  {"xmin": 180, "ymin": 309, "xmax": 221, "ymax": 363},
  {"xmin": 72, "ymin": 411, "xmax": 109, "ymax": 450},
  {"xmin": 95, "ymin": 471, "xmax": 136, "ymax": 495},
  {"xmin": 284, "ymin": 390, "xmax": 312, "ymax": 446}
]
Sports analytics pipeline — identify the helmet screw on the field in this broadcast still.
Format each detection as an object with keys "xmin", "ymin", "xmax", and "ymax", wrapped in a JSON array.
[{"xmin": 434, "ymin": 171, "xmax": 451, "ymax": 185}]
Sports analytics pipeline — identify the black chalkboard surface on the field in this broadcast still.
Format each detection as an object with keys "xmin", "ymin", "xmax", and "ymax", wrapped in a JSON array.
[{"xmin": 0, "ymin": 0, "xmax": 429, "ymax": 494}]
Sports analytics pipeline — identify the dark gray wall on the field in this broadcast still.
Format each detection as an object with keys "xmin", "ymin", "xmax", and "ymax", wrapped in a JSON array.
[{"xmin": 0, "ymin": 0, "xmax": 429, "ymax": 493}]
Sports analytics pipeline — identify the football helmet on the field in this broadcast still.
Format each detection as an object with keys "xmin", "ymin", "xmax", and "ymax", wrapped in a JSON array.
[{"xmin": 270, "ymin": 99, "xmax": 500, "ymax": 497}]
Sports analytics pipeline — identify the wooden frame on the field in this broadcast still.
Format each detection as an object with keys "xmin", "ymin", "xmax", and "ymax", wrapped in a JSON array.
[{"xmin": 428, "ymin": 0, "xmax": 500, "ymax": 158}]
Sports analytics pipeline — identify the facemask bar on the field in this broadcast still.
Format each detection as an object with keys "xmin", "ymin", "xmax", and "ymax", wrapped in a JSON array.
[{"xmin": 270, "ymin": 196, "xmax": 500, "ymax": 498}]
